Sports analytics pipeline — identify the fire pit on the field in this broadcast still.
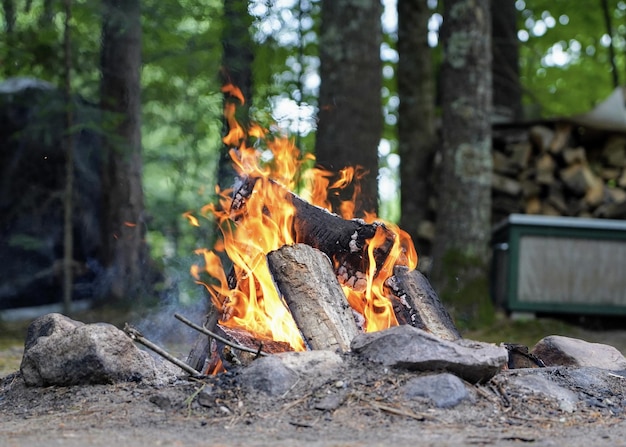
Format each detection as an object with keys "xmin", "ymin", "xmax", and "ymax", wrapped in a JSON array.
[{"xmin": 179, "ymin": 84, "xmax": 462, "ymax": 375}]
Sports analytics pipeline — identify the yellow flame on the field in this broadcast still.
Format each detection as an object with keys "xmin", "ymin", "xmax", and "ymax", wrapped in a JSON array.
[{"xmin": 189, "ymin": 85, "xmax": 419, "ymax": 353}]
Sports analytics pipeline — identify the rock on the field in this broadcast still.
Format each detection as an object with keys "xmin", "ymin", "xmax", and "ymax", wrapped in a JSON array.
[
  {"xmin": 401, "ymin": 373, "xmax": 470, "ymax": 408},
  {"xmin": 350, "ymin": 325, "xmax": 508, "ymax": 383},
  {"xmin": 238, "ymin": 356, "xmax": 299, "ymax": 396},
  {"xmin": 23, "ymin": 312, "xmax": 83, "ymax": 350},
  {"xmin": 508, "ymin": 373, "xmax": 578, "ymax": 413},
  {"xmin": 277, "ymin": 350, "xmax": 344, "ymax": 375},
  {"xmin": 531, "ymin": 335, "xmax": 626, "ymax": 371},
  {"xmin": 313, "ymin": 392, "xmax": 346, "ymax": 411},
  {"xmin": 20, "ymin": 313, "xmax": 164, "ymax": 386},
  {"xmin": 239, "ymin": 350, "xmax": 344, "ymax": 396}
]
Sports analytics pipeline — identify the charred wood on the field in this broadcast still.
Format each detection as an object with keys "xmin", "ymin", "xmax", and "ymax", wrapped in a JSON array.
[
  {"xmin": 232, "ymin": 176, "xmax": 396, "ymax": 276},
  {"xmin": 385, "ymin": 266, "xmax": 461, "ymax": 341}
]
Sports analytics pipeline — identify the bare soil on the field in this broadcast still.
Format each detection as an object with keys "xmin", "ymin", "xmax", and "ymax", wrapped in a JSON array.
[{"xmin": 2, "ymin": 351, "xmax": 626, "ymax": 447}]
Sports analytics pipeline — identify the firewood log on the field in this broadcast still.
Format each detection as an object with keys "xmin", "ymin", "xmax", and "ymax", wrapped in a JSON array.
[
  {"xmin": 529, "ymin": 125, "xmax": 554, "ymax": 152},
  {"xmin": 548, "ymin": 122, "xmax": 572, "ymax": 154},
  {"xmin": 266, "ymin": 244, "xmax": 359, "ymax": 352},
  {"xmin": 385, "ymin": 266, "xmax": 461, "ymax": 341},
  {"xmin": 233, "ymin": 176, "xmax": 397, "ymax": 276}
]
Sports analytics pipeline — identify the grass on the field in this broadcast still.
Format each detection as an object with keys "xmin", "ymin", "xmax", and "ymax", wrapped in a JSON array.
[
  {"xmin": 465, "ymin": 312, "xmax": 626, "ymax": 354},
  {"xmin": 464, "ymin": 313, "xmax": 581, "ymax": 347}
]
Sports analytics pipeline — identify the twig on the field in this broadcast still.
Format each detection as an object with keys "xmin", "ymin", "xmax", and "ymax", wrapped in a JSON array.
[
  {"xmin": 280, "ymin": 392, "xmax": 313, "ymax": 414},
  {"xmin": 184, "ymin": 383, "xmax": 207, "ymax": 417},
  {"xmin": 174, "ymin": 313, "xmax": 269, "ymax": 357},
  {"xmin": 123, "ymin": 323, "xmax": 202, "ymax": 378},
  {"xmin": 364, "ymin": 399, "xmax": 433, "ymax": 421}
]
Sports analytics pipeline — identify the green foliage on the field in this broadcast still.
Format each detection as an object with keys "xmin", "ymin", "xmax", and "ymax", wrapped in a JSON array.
[
  {"xmin": 518, "ymin": 0, "xmax": 625, "ymax": 117},
  {"xmin": 6, "ymin": 0, "xmax": 626, "ymax": 308}
]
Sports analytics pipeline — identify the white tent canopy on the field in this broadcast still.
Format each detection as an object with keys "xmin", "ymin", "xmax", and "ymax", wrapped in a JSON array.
[{"xmin": 570, "ymin": 86, "xmax": 626, "ymax": 133}]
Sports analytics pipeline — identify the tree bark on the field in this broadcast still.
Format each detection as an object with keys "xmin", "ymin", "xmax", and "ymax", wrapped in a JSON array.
[
  {"xmin": 397, "ymin": 0, "xmax": 438, "ymax": 257},
  {"xmin": 100, "ymin": 0, "xmax": 150, "ymax": 300},
  {"xmin": 431, "ymin": 0, "xmax": 493, "ymax": 313},
  {"xmin": 315, "ymin": 0, "xmax": 383, "ymax": 216},
  {"xmin": 386, "ymin": 266, "xmax": 461, "ymax": 341},
  {"xmin": 62, "ymin": 0, "xmax": 74, "ymax": 313},
  {"xmin": 218, "ymin": 0, "xmax": 254, "ymax": 192},
  {"xmin": 491, "ymin": 0, "xmax": 522, "ymax": 121}
]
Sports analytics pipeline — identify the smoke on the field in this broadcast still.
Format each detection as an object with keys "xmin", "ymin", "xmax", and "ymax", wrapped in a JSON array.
[{"xmin": 130, "ymin": 257, "xmax": 211, "ymax": 358}]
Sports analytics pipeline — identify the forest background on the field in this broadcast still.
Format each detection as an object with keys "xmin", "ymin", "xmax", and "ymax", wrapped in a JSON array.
[{"xmin": 0, "ymin": 0, "xmax": 623, "ymax": 328}]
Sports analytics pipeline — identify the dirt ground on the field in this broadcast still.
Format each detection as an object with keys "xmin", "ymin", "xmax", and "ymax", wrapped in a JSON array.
[
  {"xmin": 2, "ymin": 350, "xmax": 626, "ymax": 447},
  {"xmin": 2, "ymin": 308, "xmax": 626, "ymax": 446}
]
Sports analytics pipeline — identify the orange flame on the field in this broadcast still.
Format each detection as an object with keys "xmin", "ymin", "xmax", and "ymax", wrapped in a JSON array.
[{"xmin": 190, "ymin": 86, "xmax": 418, "ymax": 352}]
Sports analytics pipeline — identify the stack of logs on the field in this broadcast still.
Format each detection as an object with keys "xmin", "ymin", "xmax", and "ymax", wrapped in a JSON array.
[{"xmin": 491, "ymin": 122, "xmax": 626, "ymax": 224}]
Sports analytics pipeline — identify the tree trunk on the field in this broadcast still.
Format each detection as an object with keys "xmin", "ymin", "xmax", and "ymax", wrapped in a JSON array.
[
  {"xmin": 491, "ymin": 0, "xmax": 522, "ymax": 121},
  {"xmin": 62, "ymin": 0, "xmax": 74, "ymax": 313},
  {"xmin": 431, "ymin": 0, "xmax": 494, "ymax": 326},
  {"xmin": 315, "ymin": 0, "xmax": 383, "ymax": 216},
  {"xmin": 397, "ymin": 0, "xmax": 437, "ymax": 257},
  {"xmin": 218, "ymin": 0, "xmax": 254, "ymax": 191},
  {"xmin": 100, "ymin": 0, "xmax": 149, "ymax": 300}
]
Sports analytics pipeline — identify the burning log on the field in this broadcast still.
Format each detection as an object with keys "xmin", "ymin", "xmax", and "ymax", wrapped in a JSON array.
[
  {"xmin": 266, "ymin": 244, "xmax": 359, "ymax": 351},
  {"xmin": 215, "ymin": 325, "xmax": 292, "ymax": 367},
  {"xmin": 385, "ymin": 266, "xmax": 461, "ymax": 341},
  {"xmin": 233, "ymin": 176, "xmax": 398, "ymax": 276},
  {"xmin": 185, "ymin": 308, "xmax": 219, "ymax": 372}
]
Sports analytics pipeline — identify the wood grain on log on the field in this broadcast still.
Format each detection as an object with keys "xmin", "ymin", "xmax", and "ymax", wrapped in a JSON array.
[
  {"xmin": 385, "ymin": 266, "xmax": 461, "ymax": 341},
  {"xmin": 267, "ymin": 244, "xmax": 359, "ymax": 351}
]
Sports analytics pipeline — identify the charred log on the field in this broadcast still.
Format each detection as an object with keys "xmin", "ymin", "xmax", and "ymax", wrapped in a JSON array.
[
  {"xmin": 386, "ymin": 266, "xmax": 461, "ymax": 341},
  {"xmin": 233, "ymin": 176, "xmax": 396, "ymax": 275},
  {"xmin": 215, "ymin": 325, "xmax": 292, "ymax": 368}
]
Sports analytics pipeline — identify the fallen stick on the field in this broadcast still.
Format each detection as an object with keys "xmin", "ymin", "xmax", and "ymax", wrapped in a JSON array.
[
  {"xmin": 123, "ymin": 323, "xmax": 202, "ymax": 378},
  {"xmin": 174, "ymin": 313, "xmax": 268, "ymax": 357},
  {"xmin": 364, "ymin": 399, "xmax": 433, "ymax": 421}
]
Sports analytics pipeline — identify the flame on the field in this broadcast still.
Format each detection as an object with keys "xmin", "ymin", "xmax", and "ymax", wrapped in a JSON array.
[{"xmin": 190, "ymin": 86, "xmax": 418, "ymax": 353}]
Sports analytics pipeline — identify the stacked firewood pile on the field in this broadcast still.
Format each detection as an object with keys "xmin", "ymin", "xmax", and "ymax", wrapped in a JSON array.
[
  {"xmin": 491, "ymin": 122, "xmax": 626, "ymax": 224},
  {"xmin": 413, "ymin": 120, "xmax": 626, "ymax": 266}
]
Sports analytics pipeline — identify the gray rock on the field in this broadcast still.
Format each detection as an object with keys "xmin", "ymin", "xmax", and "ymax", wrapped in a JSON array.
[
  {"xmin": 531, "ymin": 335, "xmax": 626, "ymax": 371},
  {"xmin": 313, "ymin": 392, "xmax": 346, "ymax": 411},
  {"xmin": 238, "ymin": 356, "xmax": 300, "ymax": 396},
  {"xmin": 351, "ymin": 325, "xmax": 508, "ymax": 383},
  {"xmin": 509, "ymin": 374, "xmax": 578, "ymax": 413},
  {"xmin": 20, "ymin": 313, "xmax": 163, "ymax": 386},
  {"xmin": 239, "ymin": 350, "xmax": 344, "ymax": 396},
  {"xmin": 23, "ymin": 313, "xmax": 83, "ymax": 350},
  {"xmin": 277, "ymin": 350, "xmax": 344, "ymax": 375},
  {"xmin": 401, "ymin": 373, "xmax": 471, "ymax": 408}
]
